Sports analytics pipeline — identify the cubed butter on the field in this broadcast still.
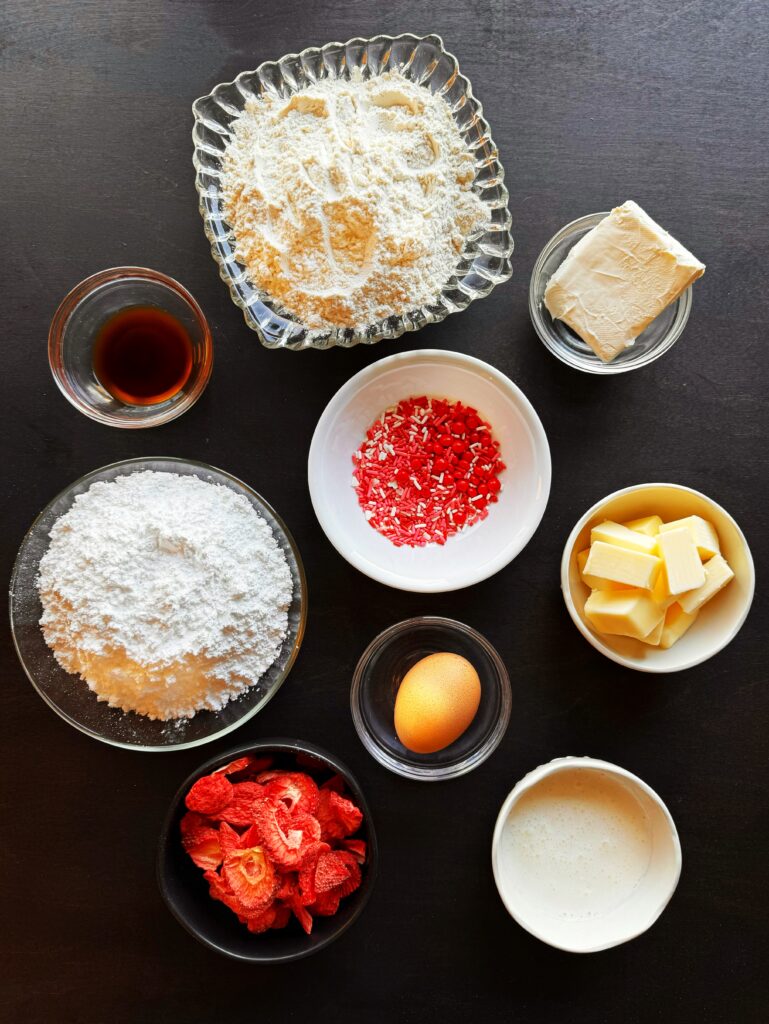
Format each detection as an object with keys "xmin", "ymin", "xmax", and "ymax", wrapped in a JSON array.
[
  {"xmin": 623, "ymin": 515, "xmax": 663, "ymax": 537},
  {"xmin": 577, "ymin": 549, "xmax": 631, "ymax": 591},
  {"xmin": 678, "ymin": 553, "xmax": 735, "ymax": 614},
  {"xmin": 658, "ymin": 515, "xmax": 720, "ymax": 561},
  {"xmin": 639, "ymin": 616, "xmax": 665, "ymax": 647},
  {"xmin": 659, "ymin": 602, "xmax": 699, "ymax": 649},
  {"xmin": 650, "ymin": 561, "xmax": 676, "ymax": 609},
  {"xmin": 543, "ymin": 201, "xmax": 705, "ymax": 362},
  {"xmin": 657, "ymin": 527, "xmax": 705, "ymax": 595},
  {"xmin": 584, "ymin": 541, "xmax": 660, "ymax": 589},
  {"xmin": 584, "ymin": 589, "xmax": 665, "ymax": 640},
  {"xmin": 590, "ymin": 520, "xmax": 658, "ymax": 555}
]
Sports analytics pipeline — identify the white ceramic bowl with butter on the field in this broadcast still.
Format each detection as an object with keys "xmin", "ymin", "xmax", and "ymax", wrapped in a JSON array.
[
  {"xmin": 561, "ymin": 483, "xmax": 754, "ymax": 672},
  {"xmin": 308, "ymin": 349, "xmax": 551, "ymax": 592},
  {"xmin": 491, "ymin": 756, "xmax": 682, "ymax": 953}
]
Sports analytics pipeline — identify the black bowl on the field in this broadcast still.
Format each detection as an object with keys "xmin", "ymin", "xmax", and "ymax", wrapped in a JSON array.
[{"xmin": 157, "ymin": 739, "xmax": 378, "ymax": 962}]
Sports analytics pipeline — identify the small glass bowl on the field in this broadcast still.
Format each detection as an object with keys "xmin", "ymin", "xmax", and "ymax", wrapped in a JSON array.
[
  {"xmin": 49, "ymin": 267, "xmax": 213, "ymax": 427},
  {"xmin": 529, "ymin": 212, "xmax": 693, "ymax": 375},
  {"xmin": 351, "ymin": 616, "xmax": 511, "ymax": 780},
  {"xmin": 9, "ymin": 457, "xmax": 307, "ymax": 751}
]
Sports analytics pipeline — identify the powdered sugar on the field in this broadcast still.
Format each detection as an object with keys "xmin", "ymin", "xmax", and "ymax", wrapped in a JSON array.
[
  {"xmin": 37, "ymin": 471, "xmax": 293, "ymax": 721},
  {"xmin": 220, "ymin": 68, "xmax": 487, "ymax": 329}
]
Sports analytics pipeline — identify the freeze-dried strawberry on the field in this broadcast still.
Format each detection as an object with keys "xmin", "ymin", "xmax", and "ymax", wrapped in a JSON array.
[
  {"xmin": 245, "ymin": 904, "xmax": 278, "ymax": 934},
  {"xmin": 320, "ymin": 774, "xmax": 346, "ymax": 793},
  {"xmin": 271, "ymin": 903, "xmax": 292, "ymax": 929},
  {"xmin": 289, "ymin": 893, "xmax": 314, "ymax": 935},
  {"xmin": 214, "ymin": 755, "xmax": 273, "ymax": 777},
  {"xmin": 251, "ymin": 800, "xmax": 321, "ymax": 869},
  {"xmin": 313, "ymin": 850, "xmax": 352, "ymax": 894},
  {"xmin": 219, "ymin": 823, "xmax": 279, "ymax": 914},
  {"xmin": 316, "ymin": 789, "xmax": 363, "ymax": 841},
  {"xmin": 342, "ymin": 839, "xmax": 367, "ymax": 864},
  {"xmin": 185, "ymin": 773, "xmax": 233, "ymax": 815},
  {"xmin": 202, "ymin": 868, "xmax": 250, "ymax": 919},
  {"xmin": 331, "ymin": 850, "xmax": 362, "ymax": 898},
  {"xmin": 182, "ymin": 825, "xmax": 222, "ymax": 871},
  {"xmin": 259, "ymin": 772, "xmax": 320, "ymax": 816},
  {"xmin": 212, "ymin": 781, "xmax": 263, "ymax": 827},
  {"xmin": 297, "ymin": 842, "xmax": 331, "ymax": 905},
  {"xmin": 310, "ymin": 891, "xmax": 341, "ymax": 917}
]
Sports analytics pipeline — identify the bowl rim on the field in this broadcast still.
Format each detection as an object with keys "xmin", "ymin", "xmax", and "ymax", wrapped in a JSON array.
[
  {"xmin": 560, "ymin": 482, "xmax": 755, "ymax": 673},
  {"xmin": 9, "ymin": 456, "xmax": 307, "ymax": 751},
  {"xmin": 350, "ymin": 615, "xmax": 512, "ymax": 780},
  {"xmin": 528, "ymin": 211, "xmax": 693, "ymax": 375},
  {"xmin": 491, "ymin": 755, "xmax": 682, "ymax": 952},
  {"xmin": 191, "ymin": 32, "xmax": 513, "ymax": 350},
  {"xmin": 156, "ymin": 738, "xmax": 378, "ymax": 962},
  {"xmin": 307, "ymin": 348, "xmax": 552, "ymax": 592},
  {"xmin": 48, "ymin": 266, "xmax": 214, "ymax": 428}
]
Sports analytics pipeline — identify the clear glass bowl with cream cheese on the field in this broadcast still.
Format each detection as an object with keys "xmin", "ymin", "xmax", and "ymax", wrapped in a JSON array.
[
  {"xmin": 529, "ymin": 212, "xmax": 694, "ymax": 374},
  {"xmin": 192, "ymin": 33, "xmax": 513, "ymax": 350},
  {"xmin": 9, "ymin": 458, "xmax": 307, "ymax": 751}
]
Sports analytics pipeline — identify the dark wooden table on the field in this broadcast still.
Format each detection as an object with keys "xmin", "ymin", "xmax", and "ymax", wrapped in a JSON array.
[{"xmin": 2, "ymin": 2, "xmax": 767, "ymax": 1021}]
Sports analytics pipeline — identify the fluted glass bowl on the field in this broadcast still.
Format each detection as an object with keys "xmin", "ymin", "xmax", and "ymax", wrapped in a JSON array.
[
  {"xmin": 9, "ymin": 458, "xmax": 307, "ymax": 751},
  {"xmin": 192, "ymin": 33, "xmax": 513, "ymax": 350}
]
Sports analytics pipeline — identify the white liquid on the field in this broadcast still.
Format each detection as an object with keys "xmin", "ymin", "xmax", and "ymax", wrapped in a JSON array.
[{"xmin": 500, "ymin": 768, "xmax": 652, "ymax": 921}]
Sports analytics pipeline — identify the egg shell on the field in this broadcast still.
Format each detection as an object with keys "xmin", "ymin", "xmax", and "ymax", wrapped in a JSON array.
[{"xmin": 394, "ymin": 652, "xmax": 481, "ymax": 754}]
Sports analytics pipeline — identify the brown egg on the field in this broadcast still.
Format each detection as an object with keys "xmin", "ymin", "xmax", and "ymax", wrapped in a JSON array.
[{"xmin": 394, "ymin": 652, "xmax": 481, "ymax": 754}]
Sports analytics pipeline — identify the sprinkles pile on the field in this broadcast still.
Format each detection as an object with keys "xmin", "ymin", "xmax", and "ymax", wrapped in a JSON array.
[{"xmin": 352, "ymin": 396, "xmax": 505, "ymax": 547}]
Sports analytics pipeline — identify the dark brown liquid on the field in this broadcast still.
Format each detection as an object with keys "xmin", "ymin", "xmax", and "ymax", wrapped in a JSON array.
[{"xmin": 92, "ymin": 306, "xmax": 193, "ymax": 406}]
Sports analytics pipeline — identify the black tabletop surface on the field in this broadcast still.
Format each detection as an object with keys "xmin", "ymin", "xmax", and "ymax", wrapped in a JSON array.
[{"xmin": 2, "ymin": 2, "xmax": 767, "ymax": 1022}]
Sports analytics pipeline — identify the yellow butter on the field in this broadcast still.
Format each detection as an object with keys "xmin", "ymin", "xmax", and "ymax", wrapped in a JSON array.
[
  {"xmin": 584, "ymin": 541, "xmax": 660, "ymax": 589},
  {"xmin": 639, "ymin": 616, "xmax": 665, "ymax": 647},
  {"xmin": 659, "ymin": 515, "xmax": 720, "ymax": 561},
  {"xmin": 678, "ymin": 552, "xmax": 734, "ymax": 614},
  {"xmin": 577, "ymin": 549, "xmax": 630, "ymax": 591},
  {"xmin": 650, "ymin": 561, "xmax": 676, "ymax": 609},
  {"xmin": 657, "ymin": 527, "xmax": 705, "ymax": 595},
  {"xmin": 623, "ymin": 515, "xmax": 663, "ymax": 537},
  {"xmin": 590, "ymin": 521, "xmax": 658, "ymax": 555},
  {"xmin": 659, "ymin": 602, "xmax": 699, "ymax": 649},
  {"xmin": 584, "ymin": 589, "xmax": 665, "ymax": 640}
]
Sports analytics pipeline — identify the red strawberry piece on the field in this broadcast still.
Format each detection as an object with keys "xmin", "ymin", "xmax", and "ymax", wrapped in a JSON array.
[
  {"xmin": 185, "ymin": 773, "xmax": 233, "ymax": 815},
  {"xmin": 331, "ymin": 850, "xmax": 362, "ymax": 898},
  {"xmin": 309, "ymin": 891, "xmax": 341, "ymax": 917},
  {"xmin": 251, "ymin": 799, "xmax": 322, "ymax": 869},
  {"xmin": 271, "ymin": 903, "xmax": 292, "ymax": 929},
  {"xmin": 320, "ymin": 774, "xmax": 347, "ymax": 794},
  {"xmin": 245, "ymin": 904, "xmax": 278, "ymax": 933},
  {"xmin": 180, "ymin": 815, "xmax": 222, "ymax": 871},
  {"xmin": 313, "ymin": 850, "xmax": 352, "ymax": 894},
  {"xmin": 218, "ymin": 822, "xmax": 279, "ymax": 914},
  {"xmin": 202, "ymin": 868, "xmax": 251, "ymax": 919},
  {"xmin": 289, "ymin": 894, "xmax": 314, "ymax": 935},
  {"xmin": 342, "ymin": 839, "xmax": 367, "ymax": 864},
  {"xmin": 211, "ymin": 781, "xmax": 264, "ymax": 827},
  {"xmin": 258, "ymin": 772, "xmax": 320, "ymax": 816},
  {"xmin": 297, "ymin": 842, "xmax": 331, "ymax": 905},
  {"xmin": 316, "ymin": 789, "xmax": 363, "ymax": 841}
]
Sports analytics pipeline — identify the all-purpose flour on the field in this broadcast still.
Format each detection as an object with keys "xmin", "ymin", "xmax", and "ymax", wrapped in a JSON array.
[{"xmin": 37, "ymin": 471, "xmax": 293, "ymax": 721}]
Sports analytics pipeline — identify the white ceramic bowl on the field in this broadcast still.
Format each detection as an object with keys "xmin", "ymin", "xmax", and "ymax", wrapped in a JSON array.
[
  {"xmin": 561, "ymin": 483, "xmax": 754, "ymax": 672},
  {"xmin": 308, "ymin": 349, "xmax": 551, "ymax": 592},
  {"xmin": 491, "ymin": 756, "xmax": 682, "ymax": 953}
]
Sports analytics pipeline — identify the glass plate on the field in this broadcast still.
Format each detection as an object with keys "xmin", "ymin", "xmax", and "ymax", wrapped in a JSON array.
[
  {"xmin": 192, "ymin": 33, "xmax": 513, "ymax": 350},
  {"xmin": 9, "ymin": 458, "xmax": 307, "ymax": 751}
]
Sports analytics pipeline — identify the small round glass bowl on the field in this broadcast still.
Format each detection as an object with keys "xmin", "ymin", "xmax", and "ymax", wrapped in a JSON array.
[
  {"xmin": 9, "ymin": 457, "xmax": 307, "ymax": 751},
  {"xmin": 48, "ymin": 267, "xmax": 213, "ymax": 427},
  {"xmin": 529, "ymin": 212, "xmax": 693, "ymax": 374},
  {"xmin": 351, "ymin": 617, "xmax": 511, "ymax": 780},
  {"xmin": 157, "ymin": 739, "xmax": 378, "ymax": 962}
]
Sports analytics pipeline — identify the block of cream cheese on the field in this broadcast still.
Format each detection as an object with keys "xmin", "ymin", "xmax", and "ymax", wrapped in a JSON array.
[
  {"xmin": 584, "ymin": 589, "xmax": 665, "ymax": 640},
  {"xmin": 658, "ymin": 515, "xmax": 720, "ymax": 561},
  {"xmin": 623, "ymin": 515, "xmax": 663, "ymax": 537},
  {"xmin": 657, "ymin": 527, "xmax": 705, "ymax": 595},
  {"xmin": 659, "ymin": 602, "xmax": 699, "ymax": 649},
  {"xmin": 544, "ymin": 201, "xmax": 705, "ymax": 362},
  {"xmin": 678, "ymin": 553, "xmax": 734, "ymax": 614},
  {"xmin": 591, "ymin": 520, "xmax": 658, "ymax": 555},
  {"xmin": 584, "ymin": 541, "xmax": 660, "ymax": 589}
]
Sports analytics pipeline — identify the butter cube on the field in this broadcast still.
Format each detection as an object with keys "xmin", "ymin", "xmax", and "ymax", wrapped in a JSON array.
[
  {"xmin": 577, "ymin": 549, "xmax": 630, "ymax": 591},
  {"xmin": 659, "ymin": 515, "xmax": 720, "ymax": 561},
  {"xmin": 590, "ymin": 521, "xmax": 658, "ymax": 555},
  {"xmin": 659, "ymin": 603, "xmax": 699, "ymax": 649},
  {"xmin": 584, "ymin": 541, "xmax": 660, "ymax": 589},
  {"xmin": 657, "ymin": 527, "xmax": 705, "ymax": 595},
  {"xmin": 584, "ymin": 589, "xmax": 665, "ymax": 640},
  {"xmin": 650, "ymin": 561, "xmax": 676, "ymax": 609},
  {"xmin": 544, "ymin": 200, "xmax": 705, "ymax": 362},
  {"xmin": 678, "ymin": 553, "xmax": 734, "ymax": 614},
  {"xmin": 623, "ymin": 515, "xmax": 663, "ymax": 537},
  {"xmin": 639, "ymin": 616, "xmax": 665, "ymax": 647}
]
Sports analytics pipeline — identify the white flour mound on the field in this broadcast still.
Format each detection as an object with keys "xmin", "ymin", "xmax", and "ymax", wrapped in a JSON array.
[
  {"xmin": 220, "ymin": 68, "xmax": 487, "ymax": 329},
  {"xmin": 37, "ymin": 471, "xmax": 293, "ymax": 721}
]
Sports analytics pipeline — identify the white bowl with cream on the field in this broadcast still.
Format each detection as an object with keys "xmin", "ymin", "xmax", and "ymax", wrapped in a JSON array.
[
  {"xmin": 561, "ymin": 483, "xmax": 754, "ymax": 672},
  {"xmin": 491, "ymin": 757, "xmax": 682, "ymax": 952},
  {"xmin": 308, "ymin": 349, "xmax": 551, "ymax": 592}
]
